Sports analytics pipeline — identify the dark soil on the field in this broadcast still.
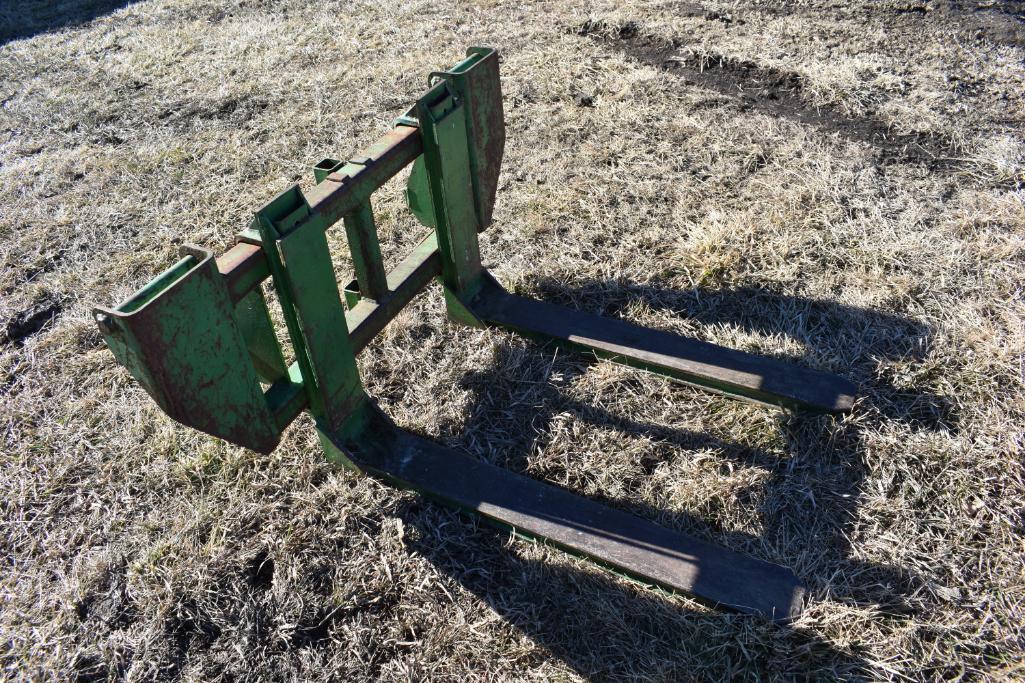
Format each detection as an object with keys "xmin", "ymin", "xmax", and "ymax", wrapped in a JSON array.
[
  {"xmin": 3, "ymin": 296, "xmax": 63, "ymax": 346},
  {"xmin": 575, "ymin": 19, "xmax": 963, "ymax": 170}
]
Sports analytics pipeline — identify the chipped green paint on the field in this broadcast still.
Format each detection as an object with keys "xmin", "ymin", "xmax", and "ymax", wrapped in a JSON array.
[{"xmin": 92, "ymin": 246, "xmax": 282, "ymax": 453}]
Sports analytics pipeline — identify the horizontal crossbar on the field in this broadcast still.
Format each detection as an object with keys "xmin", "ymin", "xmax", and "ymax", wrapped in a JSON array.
[
  {"xmin": 216, "ymin": 123, "xmax": 425, "ymax": 305},
  {"xmin": 251, "ymin": 232, "xmax": 442, "ymax": 431},
  {"xmin": 346, "ymin": 233, "xmax": 441, "ymax": 353}
]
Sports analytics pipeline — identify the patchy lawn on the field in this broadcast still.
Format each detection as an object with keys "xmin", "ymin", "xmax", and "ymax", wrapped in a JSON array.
[{"xmin": 1, "ymin": 0, "xmax": 1023, "ymax": 679}]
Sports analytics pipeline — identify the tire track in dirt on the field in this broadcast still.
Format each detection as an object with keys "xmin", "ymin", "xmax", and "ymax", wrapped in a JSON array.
[
  {"xmin": 575, "ymin": 19, "xmax": 962, "ymax": 171},
  {"xmin": 752, "ymin": 1, "xmax": 1025, "ymax": 49}
]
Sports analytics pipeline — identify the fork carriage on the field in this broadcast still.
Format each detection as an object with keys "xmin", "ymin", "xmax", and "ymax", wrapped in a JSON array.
[{"xmin": 95, "ymin": 47, "xmax": 856, "ymax": 622}]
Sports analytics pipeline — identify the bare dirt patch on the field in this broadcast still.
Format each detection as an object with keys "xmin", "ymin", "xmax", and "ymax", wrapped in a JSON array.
[
  {"xmin": 574, "ymin": 18, "xmax": 966, "ymax": 172},
  {"xmin": 2, "ymin": 295, "xmax": 63, "ymax": 346}
]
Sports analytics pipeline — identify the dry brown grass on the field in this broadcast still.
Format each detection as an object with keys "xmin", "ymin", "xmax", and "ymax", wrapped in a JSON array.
[{"xmin": 2, "ymin": 0, "xmax": 1024, "ymax": 680}]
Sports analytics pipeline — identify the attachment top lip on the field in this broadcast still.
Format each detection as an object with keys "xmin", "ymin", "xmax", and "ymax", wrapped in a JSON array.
[{"xmin": 93, "ymin": 245, "xmax": 213, "ymax": 321}]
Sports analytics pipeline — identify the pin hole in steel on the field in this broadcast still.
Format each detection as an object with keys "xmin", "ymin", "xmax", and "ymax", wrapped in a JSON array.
[{"xmin": 94, "ymin": 312, "xmax": 116, "ymax": 335}]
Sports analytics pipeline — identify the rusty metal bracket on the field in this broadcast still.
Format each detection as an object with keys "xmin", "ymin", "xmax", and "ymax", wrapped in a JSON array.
[{"xmin": 95, "ymin": 47, "xmax": 858, "ymax": 622}]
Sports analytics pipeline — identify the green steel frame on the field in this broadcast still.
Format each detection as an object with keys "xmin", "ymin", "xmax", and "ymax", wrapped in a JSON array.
[{"xmin": 94, "ymin": 47, "xmax": 857, "ymax": 622}]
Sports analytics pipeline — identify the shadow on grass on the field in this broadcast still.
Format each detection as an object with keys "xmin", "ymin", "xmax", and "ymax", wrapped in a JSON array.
[
  {"xmin": 389, "ymin": 278, "xmax": 950, "ymax": 677},
  {"xmin": 0, "ymin": 0, "xmax": 139, "ymax": 45},
  {"xmin": 397, "ymin": 499, "xmax": 869, "ymax": 679},
  {"xmin": 530, "ymin": 278, "xmax": 958, "ymax": 433}
]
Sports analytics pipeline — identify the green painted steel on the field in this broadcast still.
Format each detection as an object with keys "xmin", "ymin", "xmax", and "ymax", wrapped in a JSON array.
[
  {"xmin": 274, "ymin": 204, "xmax": 365, "ymax": 431},
  {"xmin": 345, "ymin": 232, "xmax": 443, "ymax": 353},
  {"xmin": 313, "ymin": 158, "xmax": 344, "ymax": 184},
  {"xmin": 342, "ymin": 201, "xmax": 389, "ymax": 303},
  {"xmin": 93, "ymin": 46, "xmax": 862, "ymax": 621},
  {"xmin": 416, "ymin": 84, "xmax": 484, "ymax": 297},
  {"xmin": 253, "ymin": 187, "xmax": 325, "ymax": 421},
  {"xmin": 235, "ymin": 287, "xmax": 288, "ymax": 384},
  {"xmin": 431, "ymin": 47, "xmax": 505, "ymax": 230},
  {"xmin": 93, "ymin": 247, "xmax": 282, "ymax": 453},
  {"xmin": 407, "ymin": 47, "xmax": 504, "ymax": 232},
  {"xmin": 405, "ymin": 156, "xmax": 436, "ymax": 229}
]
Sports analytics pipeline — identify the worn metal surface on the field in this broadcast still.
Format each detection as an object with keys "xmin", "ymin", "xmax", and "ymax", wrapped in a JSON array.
[
  {"xmin": 93, "ymin": 246, "xmax": 281, "ymax": 453},
  {"xmin": 304, "ymin": 124, "xmax": 422, "ymax": 230},
  {"xmin": 222, "ymin": 125, "xmax": 425, "ymax": 305},
  {"xmin": 266, "ymin": 190, "xmax": 364, "ymax": 431},
  {"xmin": 320, "ymin": 404, "xmax": 804, "ymax": 622},
  {"xmin": 217, "ymin": 241, "xmax": 269, "ymax": 304},
  {"xmin": 417, "ymin": 83, "xmax": 483, "ymax": 297},
  {"xmin": 234, "ymin": 287, "xmax": 288, "ymax": 384},
  {"xmin": 252, "ymin": 186, "xmax": 325, "ymax": 421},
  {"xmin": 406, "ymin": 48, "xmax": 505, "ymax": 234},
  {"xmin": 312, "ymin": 157, "xmax": 344, "ymax": 184},
  {"xmin": 405, "ymin": 156, "xmax": 436, "ymax": 230},
  {"xmin": 266, "ymin": 365, "xmax": 307, "ymax": 431},
  {"xmin": 346, "ymin": 232, "xmax": 442, "ymax": 354},
  {"xmin": 201, "ymin": 233, "xmax": 444, "ymax": 432},
  {"xmin": 465, "ymin": 274, "xmax": 856, "ymax": 413},
  {"xmin": 432, "ymin": 47, "xmax": 505, "ymax": 230}
]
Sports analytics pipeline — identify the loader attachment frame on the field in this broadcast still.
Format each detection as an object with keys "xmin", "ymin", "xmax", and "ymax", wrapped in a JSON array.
[{"xmin": 95, "ymin": 47, "xmax": 858, "ymax": 622}]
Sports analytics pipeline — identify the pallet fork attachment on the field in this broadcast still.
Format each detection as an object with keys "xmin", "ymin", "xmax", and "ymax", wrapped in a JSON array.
[{"xmin": 94, "ymin": 47, "xmax": 856, "ymax": 622}]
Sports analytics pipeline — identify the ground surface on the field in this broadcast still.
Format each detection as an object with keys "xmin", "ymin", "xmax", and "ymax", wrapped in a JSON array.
[{"xmin": 2, "ymin": 0, "xmax": 1024, "ymax": 680}]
